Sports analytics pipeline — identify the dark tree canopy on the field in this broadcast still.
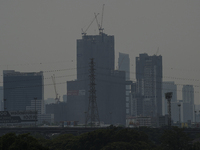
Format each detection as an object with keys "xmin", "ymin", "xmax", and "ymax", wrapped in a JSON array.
[{"xmin": 0, "ymin": 133, "xmax": 49, "ymax": 150}]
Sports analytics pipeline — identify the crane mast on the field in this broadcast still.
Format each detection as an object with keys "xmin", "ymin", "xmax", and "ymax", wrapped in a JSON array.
[
  {"xmin": 81, "ymin": 4, "xmax": 105, "ymax": 36},
  {"xmin": 81, "ymin": 13, "xmax": 99, "ymax": 36},
  {"xmin": 51, "ymin": 74, "xmax": 60, "ymax": 103},
  {"xmin": 99, "ymin": 4, "xmax": 105, "ymax": 34}
]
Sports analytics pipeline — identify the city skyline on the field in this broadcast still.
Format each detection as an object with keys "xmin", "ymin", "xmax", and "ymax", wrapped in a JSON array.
[{"xmin": 0, "ymin": 1, "xmax": 199, "ymax": 103}]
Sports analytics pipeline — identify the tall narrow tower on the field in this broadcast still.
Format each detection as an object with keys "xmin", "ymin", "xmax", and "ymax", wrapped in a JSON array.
[{"xmin": 86, "ymin": 58, "xmax": 100, "ymax": 126}]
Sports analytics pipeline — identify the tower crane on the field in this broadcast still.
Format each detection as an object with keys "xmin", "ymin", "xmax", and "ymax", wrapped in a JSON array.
[
  {"xmin": 93, "ymin": 4, "xmax": 105, "ymax": 35},
  {"xmin": 94, "ymin": 13, "xmax": 101, "ymax": 31},
  {"xmin": 81, "ymin": 13, "xmax": 99, "ymax": 36},
  {"xmin": 51, "ymin": 74, "xmax": 60, "ymax": 103},
  {"xmin": 99, "ymin": 4, "xmax": 105, "ymax": 34}
]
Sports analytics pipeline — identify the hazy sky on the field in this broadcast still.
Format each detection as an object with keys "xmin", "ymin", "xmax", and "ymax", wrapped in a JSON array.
[{"xmin": 0, "ymin": 1, "xmax": 200, "ymax": 103}]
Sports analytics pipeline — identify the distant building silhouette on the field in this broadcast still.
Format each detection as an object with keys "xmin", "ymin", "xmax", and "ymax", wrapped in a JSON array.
[
  {"xmin": 3, "ymin": 70, "xmax": 44, "ymax": 111},
  {"xmin": 182, "ymin": 85, "xmax": 194, "ymax": 122},
  {"xmin": 182, "ymin": 85, "xmax": 194, "ymax": 103},
  {"xmin": 67, "ymin": 33, "xmax": 126, "ymax": 125},
  {"xmin": 130, "ymin": 82, "xmax": 137, "ymax": 116},
  {"xmin": 0, "ymin": 86, "xmax": 3, "ymax": 111},
  {"xmin": 118, "ymin": 52, "xmax": 131, "ymax": 116},
  {"xmin": 26, "ymin": 99, "xmax": 54, "ymax": 124},
  {"xmin": 46, "ymin": 102, "xmax": 67, "ymax": 123},
  {"xmin": 162, "ymin": 81, "xmax": 177, "ymax": 115},
  {"xmin": 133, "ymin": 53, "xmax": 162, "ymax": 117},
  {"xmin": 63, "ymin": 94, "xmax": 67, "ymax": 103},
  {"xmin": 118, "ymin": 52, "xmax": 130, "ymax": 80},
  {"xmin": 171, "ymin": 102, "xmax": 179, "ymax": 123}
]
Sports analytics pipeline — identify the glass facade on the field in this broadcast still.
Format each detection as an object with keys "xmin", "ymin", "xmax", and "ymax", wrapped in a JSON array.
[{"xmin": 3, "ymin": 70, "xmax": 44, "ymax": 111}]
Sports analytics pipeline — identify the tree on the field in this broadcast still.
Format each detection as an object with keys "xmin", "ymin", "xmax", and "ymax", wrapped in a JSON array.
[
  {"xmin": 0, "ymin": 133, "xmax": 49, "ymax": 150},
  {"xmin": 161, "ymin": 127, "xmax": 191, "ymax": 150}
]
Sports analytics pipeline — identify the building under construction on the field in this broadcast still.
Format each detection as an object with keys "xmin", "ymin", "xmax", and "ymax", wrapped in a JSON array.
[
  {"xmin": 131, "ymin": 53, "xmax": 163, "ymax": 117},
  {"xmin": 67, "ymin": 32, "xmax": 126, "ymax": 125}
]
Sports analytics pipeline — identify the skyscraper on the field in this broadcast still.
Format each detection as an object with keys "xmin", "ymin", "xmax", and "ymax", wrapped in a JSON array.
[
  {"xmin": 67, "ymin": 33, "xmax": 126, "ymax": 125},
  {"xmin": 118, "ymin": 52, "xmax": 130, "ymax": 80},
  {"xmin": 118, "ymin": 52, "xmax": 131, "ymax": 116},
  {"xmin": 135, "ymin": 53, "xmax": 162, "ymax": 117},
  {"xmin": 182, "ymin": 85, "xmax": 194, "ymax": 122},
  {"xmin": 76, "ymin": 33, "xmax": 115, "ymax": 80},
  {"xmin": 0, "ymin": 86, "xmax": 3, "ymax": 111},
  {"xmin": 182, "ymin": 85, "xmax": 194, "ymax": 104},
  {"xmin": 3, "ymin": 70, "xmax": 44, "ymax": 111}
]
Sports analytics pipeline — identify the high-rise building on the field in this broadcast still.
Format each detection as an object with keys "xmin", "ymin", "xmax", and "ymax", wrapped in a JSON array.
[
  {"xmin": 3, "ymin": 70, "xmax": 44, "ymax": 111},
  {"xmin": 118, "ymin": 52, "xmax": 130, "ymax": 80},
  {"xmin": 67, "ymin": 33, "xmax": 126, "ymax": 125},
  {"xmin": 162, "ymin": 81, "xmax": 177, "ymax": 115},
  {"xmin": 26, "ymin": 99, "xmax": 45, "ymax": 115},
  {"xmin": 26, "ymin": 99, "xmax": 54, "ymax": 124},
  {"xmin": 182, "ymin": 85, "xmax": 194, "ymax": 103},
  {"xmin": 171, "ymin": 102, "xmax": 179, "ymax": 123},
  {"xmin": 130, "ymin": 82, "xmax": 138, "ymax": 116},
  {"xmin": 63, "ymin": 94, "xmax": 67, "ymax": 103},
  {"xmin": 46, "ymin": 102, "xmax": 67, "ymax": 123},
  {"xmin": 77, "ymin": 34, "xmax": 114, "ymax": 81},
  {"xmin": 182, "ymin": 102, "xmax": 191, "ymax": 122},
  {"xmin": 182, "ymin": 85, "xmax": 194, "ymax": 122},
  {"xmin": 0, "ymin": 86, "xmax": 3, "ymax": 111},
  {"xmin": 135, "ymin": 53, "xmax": 162, "ymax": 117},
  {"xmin": 118, "ymin": 52, "xmax": 131, "ymax": 116}
]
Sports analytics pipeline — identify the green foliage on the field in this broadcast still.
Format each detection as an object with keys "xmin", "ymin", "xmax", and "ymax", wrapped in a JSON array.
[
  {"xmin": 44, "ymin": 134, "xmax": 79, "ymax": 150},
  {"xmin": 161, "ymin": 126, "xmax": 191, "ymax": 150},
  {"xmin": 44, "ymin": 127, "xmax": 157, "ymax": 150},
  {"xmin": 0, "ymin": 133, "xmax": 49, "ymax": 150},
  {"xmin": 3, "ymin": 127, "xmax": 200, "ymax": 149},
  {"xmin": 135, "ymin": 127, "xmax": 164, "ymax": 144}
]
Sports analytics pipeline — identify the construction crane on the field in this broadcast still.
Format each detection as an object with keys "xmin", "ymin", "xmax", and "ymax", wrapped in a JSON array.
[
  {"xmin": 93, "ymin": 4, "xmax": 105, "ymax": 35},
  {"xmin": 94, "ymin": 13, "xmax": 101, "ymax": 31},
  {"xmin": 51, "ymin": 74, "xmax": 60, "ymax": 103},
  {"xmin": 99, "ymin": 4, "xmax": 105, "ymax": 34},
  {"xmin": 81, "ymin": 13, "xmax": 99, "ymax": 36}
]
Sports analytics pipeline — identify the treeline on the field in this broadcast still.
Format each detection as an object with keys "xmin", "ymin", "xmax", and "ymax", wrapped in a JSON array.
[{"xmin": 1, "ymin": 126, "xmax": 200, "ymax": 150}]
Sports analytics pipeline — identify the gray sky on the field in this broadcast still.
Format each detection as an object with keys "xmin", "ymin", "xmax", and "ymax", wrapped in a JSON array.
[{"xmin": 0, "ymin": 0, "xmax": 200, "ymax": 103}]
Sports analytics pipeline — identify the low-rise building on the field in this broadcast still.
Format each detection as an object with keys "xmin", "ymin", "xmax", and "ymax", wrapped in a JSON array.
[{"xmin": 126, "ymin": 116, "xmax": 151, "ymax": 127}]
